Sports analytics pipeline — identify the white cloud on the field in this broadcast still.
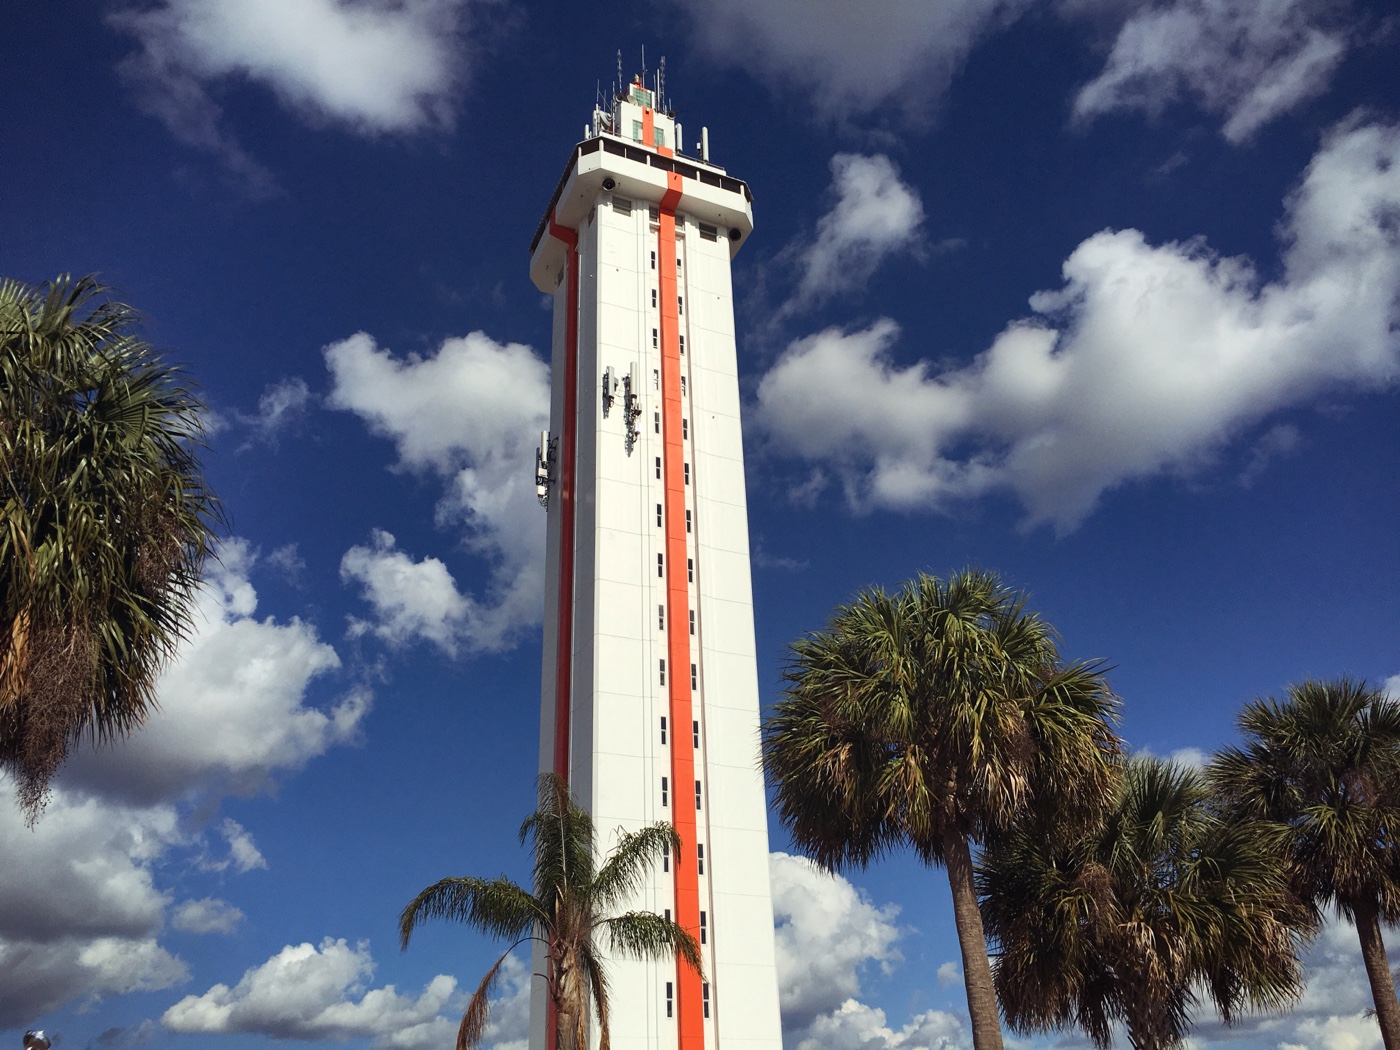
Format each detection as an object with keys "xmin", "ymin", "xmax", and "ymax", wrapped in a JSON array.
[
  {"xmin": 163, "ymin": 938, "xmax": 460, "ymax": 1050},
  {"xmin": 0, "ymin": 785, "xmax": 189, "ymax": 1025},
  {"xmin": 109, "ymin": 0, "xmax": 469, "ymax": 180},
  {"xmin": 795, "ymin": 999, "xmax": 968, "ymax": 1050},
  {"xmin": 1239, "ymin": 422, "xmax": 1303, "ymax": 487},
  {"xmin": 1072, "ymin": 0, "xmax": 1350, "ymax": 142},
  {"xmin": 935, "ymin": 962, "xmax": 962, "ymax": 987},
  {"xmin": 64, "ymin": 540, "xmax": 368, "ymax": 805},
  {"xmin": 341, "ymin": 530, "xmax": 473, "ymax": 654},
  {"xmin": 1382, "ymin": 674, "xmax": 1400, "ymax": 701},
  {"xmin": 783, "ymin": 154, "xmax": 925, "ymax": 314},
  {"xmin": 237, "ymin": 376, "xmax": 312, "ymax": 448},
  {"xmin": 770, "ymin": 853, "xmax": 903, "ymax": 1030},
  {"xmin": 756, "ymin": 121, "xmax": 1400, "ymax": 532},
  {"xmin": 668, "ymin": 0, "xmax": 1028, "ymax": 122},
  {"xmin": 172, "ymin": 898, "xmax": 245, "ymax": 935},
  {"xmin": 0, "ymin": 540, "xmax": 364, "ymax": 1022},
  {"xmin": 325, "ymin": 330, "xmax": 550, "ymax": 654}
]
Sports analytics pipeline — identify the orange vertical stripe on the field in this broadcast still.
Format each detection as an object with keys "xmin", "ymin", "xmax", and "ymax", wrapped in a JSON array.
[
  {"xmin": 544, "ymin": 217, "xmax": 579, "ymax": 1050},
  {"xmin": 658, "ymin": 172, "xmax": 703, "ymax": 1050}
]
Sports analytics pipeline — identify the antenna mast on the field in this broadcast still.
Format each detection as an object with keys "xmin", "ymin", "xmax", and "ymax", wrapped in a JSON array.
[{"xmin": 658, "ymin": 56, "xmax": 666, "ymax": 111}]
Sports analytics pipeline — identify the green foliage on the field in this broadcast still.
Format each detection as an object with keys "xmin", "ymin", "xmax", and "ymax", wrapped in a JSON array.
[
  {"xmin": 980, "ymin": 757, "xmax": 1307, "ymax": 1050},
  {"xmin": 762, "ymin": 568, "xmax": 1122, "ymax": 867},
  {"xmin": 762, "ymin": 567, "xmax": 1122, "ymax": 1050},
  {"xmin": 0, "ymin": 274, "xmax": 220, "ymax": 820},
  {"xmin": 400, "ymin": 774, "xmax": 701, "ymax": 1050}
]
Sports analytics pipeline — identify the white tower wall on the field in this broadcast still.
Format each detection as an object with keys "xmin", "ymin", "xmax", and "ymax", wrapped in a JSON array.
[{"xmin": 529, "ymin": 75, "xmax": 782, "ymax": 1050}]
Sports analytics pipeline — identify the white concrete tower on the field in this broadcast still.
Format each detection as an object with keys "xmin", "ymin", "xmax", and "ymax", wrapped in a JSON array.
[{"xmin": 528, "ymin": 65, "xmax": 782, "ymax": 1050}]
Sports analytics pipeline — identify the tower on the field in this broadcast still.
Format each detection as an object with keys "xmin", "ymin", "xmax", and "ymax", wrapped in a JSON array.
[{"xmin": 528, "ymin": 66, "xmax": 783, "ymax": 1050}]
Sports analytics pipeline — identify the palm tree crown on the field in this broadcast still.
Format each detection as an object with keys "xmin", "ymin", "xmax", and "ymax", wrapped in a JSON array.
[
  {"xmin": 400, "ymin": 774, "xmax": 702, "ymax": 1050},
  {"xmin": 1209, "ymin": 677, "xmax": 1400, "ymax": 1050},
  {"xmin": 980, "ymin": 756, "xmax": 1307, "ymax": 1050},
  {"xmin": 1, "ymin": 274, "xmax": 218, "ymax": 820},
  {"xmin": 762, "ymin": 568, "xmax": 1122, "ymax": 1050}
]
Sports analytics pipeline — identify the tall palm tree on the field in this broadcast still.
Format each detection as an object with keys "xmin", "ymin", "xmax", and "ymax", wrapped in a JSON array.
[
  {"xmin": 1, "ymin": 274, "xmax": 218, "ymax": 820},
  {"xmin": 1209, "ymin": 678, "xmax": 1400, "ymax": 1050},
  {"xmin": 762, "ymin": 568, "xmax": 1122, "ymax": 1050},
  {"xmin": 979, "ymin": 756, "xmax": 1307, "ymax": 1050},
  {"xmin": 400, "ymin": 774, "xmax": 703, "ymax": 1050}
]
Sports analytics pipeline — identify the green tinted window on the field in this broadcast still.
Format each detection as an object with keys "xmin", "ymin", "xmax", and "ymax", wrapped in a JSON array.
[
  {"xmin": 632, "ymin": 120, "xmax": 643, "ymax": 142},
  {"xmin": 654, "ymin": 128, "xmax": 666, "ymax": 148}
]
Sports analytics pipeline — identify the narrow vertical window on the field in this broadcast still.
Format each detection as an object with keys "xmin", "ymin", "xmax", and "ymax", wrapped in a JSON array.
[
  {"xmin": 695, "ymin": 779, "xmax": 702, "ymax": 810},
  {"xmin": 652, "ymin": 328, "xmax": 658, "ymax": 348},
  {"xmin": 659, "ymin": 660, "xmax": 666, "ymax": 685},
  {"xmin": 657, "ymin": 503, "xmax": 663, "ymax": 527},
  {"xmin": 657, "ymin": 553, "xmax": 663, "ymax": 577},
  {"xmin": 677, "ymin": 257, "xmax": 682, "ymax": 269},
  {"xmin": 682, "ymin": 418, "xmax": 688, "ymax": 439},
  {"xmin": 689, "ymin": 609, "xmax": 695, "ymax": 635},
  {"xmin": 662, "ymin": 844, "xmax": 670, "ymax": 871},
  {"xmin": 653, "ymin": 369, "xmax": 659, "ymax": 389},
  {"xmin": 660, "ymin": 716, "xmax": 667, "ymax": 744},
  {"xmin": 693, "ymin": 720, "xmax": 700, "ymax": 747},
  {"xmin": 652, "ymin": 289, "xmax": 657, "ymax": 307},
  {"xmin": 681, "ymin": 375, "xmax": 687, "ymax": 396},
  {"xmin": 688, "ymin": 558, "xmax": 694, "ymax": 582},
  {"xmin": 686, "ymin": 509, "xmax": 692, "ymax": 533},
  {"xmin": 650, "ymin": 250, "xmax": 656, "ymax": 270},
  {"xmin": 661, "ymin": 777, "xmax": 668, "ymax": 807},
  {"xmin": 684, "ymin": 463, "xmax": 690, "ymax": 485},
  {"xmin": 698, "ymin": 843, "xmax": 705, "ymax": 874},
  {"xmin": 679, "ymin": 335, "xmax": 685, "ymax": 355},
  {"xmin": 665, "ymin": 982, "xmax": 673, "ymax": 1018},
  {"xmin": 658, "ymin": 604, "xmax": 665, "ymax": 630},
  {"xmin": 700, "ymin": 911, "xmax": 707, "ymax": 945},
  {"xmin": 691, "ymin": 663, "xmax": 697, "ymax": 690},
  {"xmin": 665, "ymin": 908, "xmax": 671, "ymax": 921},
  {"xmin": 702, "ymin": 983, "xmax": 710, "ymax": 1018},
  {"xmin": 654, "ymin": 410, "xmax": 660, "ymax": 434},
  {"xmin": 655, "ymin": 457, "xmax": 661, "ymax": 479},
  {"xmin": 678, "ymin": 296, "xmax": 684, "ymax": 314}
]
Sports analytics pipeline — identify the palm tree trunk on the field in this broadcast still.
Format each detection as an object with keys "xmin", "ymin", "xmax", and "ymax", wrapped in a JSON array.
[
  {"xmin": 943, "ymin": 827, "xmax": 1005, "ymax": 1050},
  {"xmin": 1354, "ymin": 900, "xmax": 1400, "ymax": 1050}
]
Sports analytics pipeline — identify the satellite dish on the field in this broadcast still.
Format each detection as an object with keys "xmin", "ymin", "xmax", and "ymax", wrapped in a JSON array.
[{"xmin": 24, "ymin": 1032, "xmax": 51, "ymax": 1050}]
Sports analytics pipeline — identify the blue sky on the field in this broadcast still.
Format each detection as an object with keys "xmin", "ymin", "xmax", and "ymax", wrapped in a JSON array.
[{"xmin": 2, "ymin": 2, "xmax": 1399, "ymax": 1049}]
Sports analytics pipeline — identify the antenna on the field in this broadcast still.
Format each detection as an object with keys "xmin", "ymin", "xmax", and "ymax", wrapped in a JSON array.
[
  {"xmin": 641, "ymin": 45, "xmax": 646, "ymax": 92},
  {"xmin": 658, "ymin": 56, "xmax": 666, "ymax": 112},
  {"xmin": 616, "ymin": 49, "xmax": 622, "ymax": 98}
]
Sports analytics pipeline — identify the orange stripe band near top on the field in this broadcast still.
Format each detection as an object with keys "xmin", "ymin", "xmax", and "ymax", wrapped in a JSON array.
[{"xmin": 657, "ymin": 171, "xmax": 703, "ymax": 1049}]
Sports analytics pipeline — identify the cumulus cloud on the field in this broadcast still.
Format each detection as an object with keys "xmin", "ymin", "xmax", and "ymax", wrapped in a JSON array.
[
  {"xmin": 755, "ymin": 121, "xmax": 1400, "ymax": 531},
  {"xmin": 770, "ymin": 853, "xmax": 903, "ymax": 1031},
  {"xmin": 109, "ymin": 0, "xmax": 469, "ymax": 183},
  {"xmin": 172, "ymin": 898, "xmax": 245, "ymax": 935},
  {"xmin": 795, "ymin": 1000, "xmax": 968, "ymax": 1050},
  {"xmin": 1072, "ymin": 0, "xmax": 1351, "ymax": 143},
  {"xmin": 163, "ymin": 938, "xmax": 460, "ymax": 1050},
  {"xmin": 781, "ymin": 154, "xmax": 926, "ymax": 314},
  {"xmin": 1382, "ymin": 674, "xmax": 1400, "ymax": 700},
  {"xmin": 1, "ymin": 541, "xmax": 364, "ymax": 1022},
  {"xmin": 341, "ymin": 530, "xmax": 474, "ymax": 654},
  {"xmin": 64, "ymin": 540, "xmax": 368, "ymax": 805},
  {"xmin": 668, "ymin": 0, "xmax": 1028, "ymax": 122},
  {"xmin": 325, "ymin": 330, "xmax": 550, "ymax": 654},
  {"xmin": 0, "ymin": 786, "xmax": 188, "ymax": 1025}
]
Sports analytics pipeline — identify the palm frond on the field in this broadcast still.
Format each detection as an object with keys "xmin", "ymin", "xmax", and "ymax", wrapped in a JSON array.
[
  {"xmin": 399, "ymin": 876, "xmax": 541, "ymax": 949},
  {"xmin": 601, "ymin": 911, "xmax": 703, "ymax": 976},
  {"xmin": 593, "ymin": 821, "xmax": 681, "ymax": 909},
  {"xmin": 458, "ymin": 949, "xmax": 517, "ymax": 1050}
]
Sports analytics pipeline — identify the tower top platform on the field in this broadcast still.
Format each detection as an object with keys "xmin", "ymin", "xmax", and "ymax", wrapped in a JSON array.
[{"xmin": 529, "ymin": 63, "xmax": 754, "ymax": 293}]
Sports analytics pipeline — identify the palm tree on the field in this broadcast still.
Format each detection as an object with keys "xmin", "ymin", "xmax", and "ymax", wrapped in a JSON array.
[
  {"xmin": 762, "ymin": 568, "xmax": 1122, "ymax": 1050},
  {"xmin": 1, "ymin": 274, "xmax": 218, "ymax": 820},
  {"xmin": 400, "ymin": 773, "xmax": 703, "ymax": 1050},
  {"xmin": 1209, "ymin": 678, "xmax": 1400, "ymax": 1050},
  {"xmin": 979, "ymin": 756, "xmax": 1307, "ymax": 1050}
]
